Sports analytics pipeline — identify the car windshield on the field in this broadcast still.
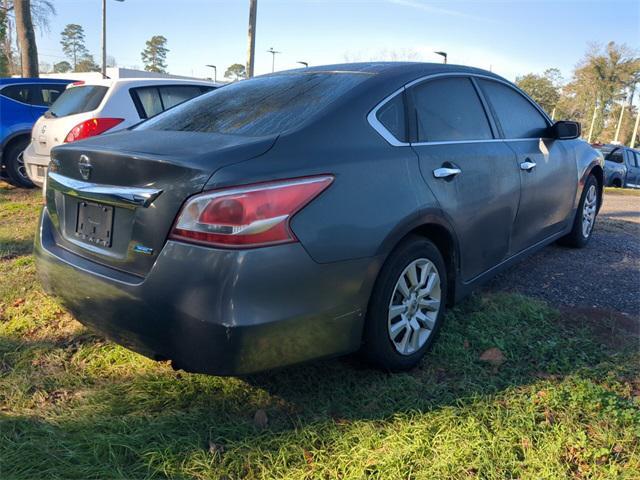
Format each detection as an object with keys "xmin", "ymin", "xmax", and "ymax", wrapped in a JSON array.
[
  {"xmin": 594, "ymin": 145, "xmax": 624, "ymax": 162},
  {"xmin": 47, "ymin": 85, "xmax": 108, "ymax": 118},
  {"xmin": 135, "ymin": 72, "xmax": 372, "ymax": 137}
]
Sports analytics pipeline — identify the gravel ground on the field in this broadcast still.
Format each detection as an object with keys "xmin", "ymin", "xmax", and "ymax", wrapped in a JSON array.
[{"xmin": 486, "ymin": 190, "xmax": 640, "ymax": 318}]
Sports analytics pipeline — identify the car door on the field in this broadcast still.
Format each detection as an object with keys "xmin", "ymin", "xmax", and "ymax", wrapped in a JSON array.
[
  {"xmin": 477, "ymin": 78, "xmax": 577, "ymax": 254},
  {"xmin": 625, "ymin": 150, "xmax": 640, "ymax": 188},
  {"xmin": 408, "ymin": 76, "xmax": 521, "ymax": 282}
]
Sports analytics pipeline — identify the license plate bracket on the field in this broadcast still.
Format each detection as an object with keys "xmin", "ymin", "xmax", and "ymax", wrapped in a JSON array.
[{"xmin": 75, "ymin": 201, "xmax": 113, "ymax": 247}]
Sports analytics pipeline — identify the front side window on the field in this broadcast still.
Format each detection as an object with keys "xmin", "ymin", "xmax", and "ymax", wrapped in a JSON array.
[
  {"xmin": 1, "ymin": 84, "xmax": 33, "ymax": 104},
  {"xmin": 136, "ymin": 72, "xmax": 370, "ymax": 137},
  {"xmin": 634, "ymin": 151, "xmax": 640, "ymax": 168},
  {"xmin": 478, "ymin": 79, "xmax": 548, "ymax": 139},
  {"xmin": 47, "ymin": 85, "xmax": 108, "ymax": 117},
  {"xmin": 626, "ymin": 150, "xmax": 638, "ymax": 168},
  {"xmin": 376, "ymin": 93, "xmax": 406, "ymax": 142},
  {"xmin": 411, "ymin": 77, "xmax": 493, "ymax": 142}
]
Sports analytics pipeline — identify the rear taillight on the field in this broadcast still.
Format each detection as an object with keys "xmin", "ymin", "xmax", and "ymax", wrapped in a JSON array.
[
  {"xmin": 170, "ymin": 175, "xmax": 334, "ymax": 248},
  {"xmin": 64, "ymin": 117, "xmax": 124, "ymax": 143}
]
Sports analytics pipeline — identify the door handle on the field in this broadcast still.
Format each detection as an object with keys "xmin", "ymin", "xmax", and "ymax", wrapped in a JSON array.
[
  {"xmin": 520, "ymin": 160, "xmax": 537, "ymax": 171},
  {"xmin": 433, "ymin": 167, "xmax": 462, "ymax": 179}
]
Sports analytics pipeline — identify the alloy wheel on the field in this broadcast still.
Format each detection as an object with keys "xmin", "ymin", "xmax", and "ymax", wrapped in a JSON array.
[
  {"xmin": 16, "ymin": 150, "xmax": 28, "ymax": 181},
  {"xmin": 582, "ymin": 184, "xmax": 597, "ymax": 238},
  {"xmin": 387, "ymin": 258, "xmax": 441, "ymax": 355}
]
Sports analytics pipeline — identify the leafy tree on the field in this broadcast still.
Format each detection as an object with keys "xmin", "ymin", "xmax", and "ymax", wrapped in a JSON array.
[
  {"xmin": 53, "ymin": 60, "xmax": 71, "ymax": 73},
  {"xmin": 516, "ymin": 68, "xmax": 562, "ymax": 115},
  {"xmin": 60, "ymin": 23, "xmax": 87, "ymax": 70},
  {"xmin": 559, "ymin": 42, "xmax": 639, "ymax": 140},
  {"xmin": 141, "ymin": 35, "xmax": 168, "ymax": 73},
  {"xmin": 75, "ymin": 53, "xmax": 99, "ymax": 73},
  {"xmin": 224, "ymin": 63, "xmax": 246, "ymax": 81}
]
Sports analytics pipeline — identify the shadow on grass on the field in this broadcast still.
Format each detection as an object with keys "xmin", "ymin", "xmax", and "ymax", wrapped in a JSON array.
[
  {"xmin": 0, "ymin": 237, "xmax": 34, "ymax": 260},
  {"xmin": 1, "ymin": 293, "xmax": 638, "ymax": 478}
]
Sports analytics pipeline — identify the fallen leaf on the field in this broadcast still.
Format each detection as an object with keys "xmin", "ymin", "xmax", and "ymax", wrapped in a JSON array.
[
  {"xmin": 12, "ymin": 298, "xmax": 25, "ymax": 308},
  {"xmin": 254, "ymin": 409, "xmax": 268, "ymax": 429},
  {"xmin": 303, "ymin": 449, "xmax": 314, "ymax": 466},
  {"xmin": 521, "ymin": 438, "xmax": 531, "ymax": 450},
  {"xmin": 479, "ymin": 347, "xmax": 505, "ymax": 366}
]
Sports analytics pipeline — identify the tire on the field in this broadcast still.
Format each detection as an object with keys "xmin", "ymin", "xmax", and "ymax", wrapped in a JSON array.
[
  {"xmin": 558, "ymin": 174, "xmax": 599, "ymax": 248},
  {"xmin": 4, "ymin": 137, "xmax": 34, "ymax": 188},
  {"xmin": 363, "ymin": 236, "xmax": 448, "ymax": 371}
]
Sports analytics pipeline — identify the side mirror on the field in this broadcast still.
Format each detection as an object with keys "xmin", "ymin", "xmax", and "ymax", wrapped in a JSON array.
[{"xmin": 549, "ymin": 120, "xmax": 581, "ymax": 140}]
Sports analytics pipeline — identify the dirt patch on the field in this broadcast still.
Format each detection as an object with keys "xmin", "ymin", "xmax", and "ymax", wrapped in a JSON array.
[{"xmin": 559, "ymin": 306, "xmax": 640, "ymax": 350}]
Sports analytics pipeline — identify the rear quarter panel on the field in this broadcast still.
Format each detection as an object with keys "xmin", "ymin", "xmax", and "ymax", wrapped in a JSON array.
[{"xmin": 207, "ymin": 91, "xmax": 436, "ymax": 265}]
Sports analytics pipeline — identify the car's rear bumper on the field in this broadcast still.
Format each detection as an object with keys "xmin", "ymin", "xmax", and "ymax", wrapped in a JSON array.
[
  {"xmin": 35, "ymin": 208, "xmax": 378, "ymax": 375},
  {"xmin": 23, "ymin": 143, "xmax": 49, "ymax": 187}
]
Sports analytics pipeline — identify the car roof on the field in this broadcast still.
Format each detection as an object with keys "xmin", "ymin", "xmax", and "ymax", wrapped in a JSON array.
[
  {"xmin": 64, "ymin": 78, "xmax": 219, "ymax": 89},
  {"xmin": 269, "ymin": 61, "xmax": 506, "ymax": 82},
  {"xmin": 0, "ymin": 77, "xmax": 74, "ymax": 85}
]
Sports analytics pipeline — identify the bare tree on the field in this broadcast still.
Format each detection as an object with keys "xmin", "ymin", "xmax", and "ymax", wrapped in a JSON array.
[{"xmin": 14, "ymin": 0, "xmax": 37, "ymax": 76}]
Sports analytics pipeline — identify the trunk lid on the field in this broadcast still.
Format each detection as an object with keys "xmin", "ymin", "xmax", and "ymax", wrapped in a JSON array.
[
  {"xmin": 45, "ymin": 130, "xmax": 277, "ymax": 277},
  {"xmin": 32, "ymin": 113, "xmax": 86, "ymax": 157}
]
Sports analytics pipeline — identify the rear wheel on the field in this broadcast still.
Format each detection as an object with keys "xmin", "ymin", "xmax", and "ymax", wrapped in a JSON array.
[
  {"xmin": 363, "ymin": 236, "xmax": 447, "ymax": 371},
  {"xmin": 4, "ymin": 137, "xmax": 34, "ymax": 188},
  {"xmin": 558, "ymin": 174, "xmax": 598, "ymax": 248}
]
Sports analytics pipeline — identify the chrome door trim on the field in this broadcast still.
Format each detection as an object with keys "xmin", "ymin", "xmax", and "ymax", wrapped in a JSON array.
[
  {"xmin": 366, "ymin": 85, "xmax": 409, "ymax": 147},
  {"xmin": 367, "ymin": 71, "xmax": 553, "ymax": 147},
  {"xmin": 47, "ymin": 172, "xmax": 163, "ymax": 209}
]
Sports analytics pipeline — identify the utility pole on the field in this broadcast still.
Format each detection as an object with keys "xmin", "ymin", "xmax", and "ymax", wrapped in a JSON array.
[
  {"xmin": 631, "ymin": 110, "xmax": 640, "ymax": 149},
  {"xmin": 267, "ymin": 47, "xmax": 280, "ymax": 73},
  {"xmin": 614, "ymin": 103, "xmax": 626, "ymax": 143},
  {"xmin": 247, "ymin": 0, "xmax": 257, "ymax": 78},
  {"xmin": 102, "ymin": 0, "xmax": 124, "ymax": 78}
]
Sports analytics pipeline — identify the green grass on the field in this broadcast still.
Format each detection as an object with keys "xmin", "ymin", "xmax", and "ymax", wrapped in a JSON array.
[
  {"xmin": 1, "ymin": 181, "xmax": 639, "ymax": 479},
  {"xmin": 604, "ymin": 187, "xmax": 640, "ymax": 196}
]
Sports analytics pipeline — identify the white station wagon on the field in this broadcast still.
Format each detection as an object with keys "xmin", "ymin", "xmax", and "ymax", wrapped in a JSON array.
[{"xmin": 24, "ymin": 77, "xmax": 218, "ymax": 186}]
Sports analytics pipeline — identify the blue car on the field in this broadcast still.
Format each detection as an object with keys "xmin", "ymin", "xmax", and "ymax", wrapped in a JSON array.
[{"xmin": 0, "ymin": 78, "xmax": 73, "ymax": 187}]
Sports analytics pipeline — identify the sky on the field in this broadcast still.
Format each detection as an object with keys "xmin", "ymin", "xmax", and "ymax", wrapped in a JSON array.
[{"xmin": 35, "ymin": 0, "xmax": 640, "ymax": 82}]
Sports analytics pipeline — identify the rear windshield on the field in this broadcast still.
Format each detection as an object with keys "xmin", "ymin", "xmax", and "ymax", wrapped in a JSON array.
[
  {"xmin": 47, "ymin": 85, "xmax": 108, "ymax": 118},
  {"xmin": 135, "ymin": 72, "xmax": 371, "ymax": 137}
]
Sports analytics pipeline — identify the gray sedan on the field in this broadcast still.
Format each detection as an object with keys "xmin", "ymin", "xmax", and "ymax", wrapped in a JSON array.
[{"xmin": 35, "ymin": 63, "xmax": 603, "ymax": 375}]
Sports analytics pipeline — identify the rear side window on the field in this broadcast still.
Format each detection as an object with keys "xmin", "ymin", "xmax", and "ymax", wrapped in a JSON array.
[
  {"xmin": 478, "ymin": 79, "xmax": 548, "ymax": 139},
  {"xmin": 48, "ymin": 85, "xmax": 108, "ymax": 118},
  {"xmin": 133, "ymin": 87, "xmax": 164, "ymax": 118},
  {"xmin": 136, "ymin": 73, "xmax": 370, "ymax": 137},
  {"xmin": 411, "ymin": 77, "xmax": 493, "ymax": 142},
  {"xmin": 376, "ymin": 93, "xmax": 407, "ymax": 142},
  {"xmin": 1, "ymin": 84, "xmax": 33, "ymax": 104},
  {"xmin": 635, "ymin": 152, "xmax": 640, "ymax": 167},
  {"xmin": 159, "ymin": 85, "xmax": 205, "ymax": 109},
  {"xmin": 627, "ymin": 150, "xmax": 638, "ymax": 167},
  {"xmin": 131, "ymin": 85, "xmax": 212, "ymax": 119}
]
